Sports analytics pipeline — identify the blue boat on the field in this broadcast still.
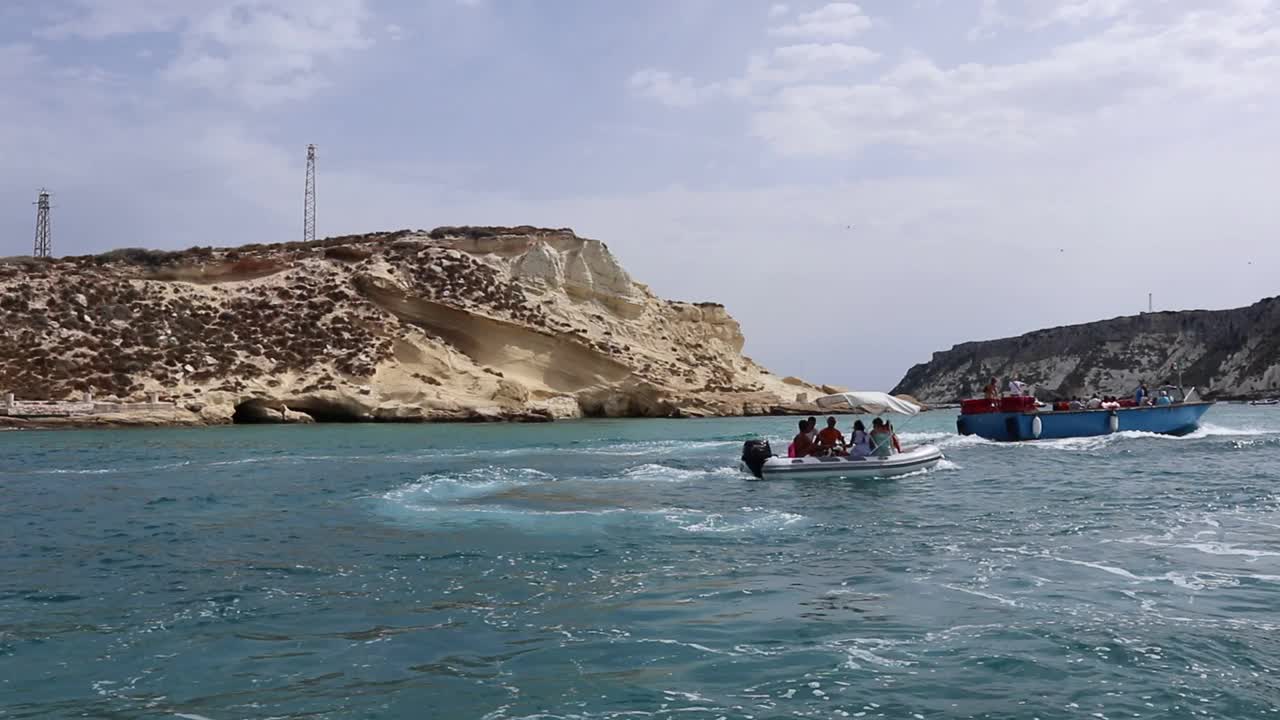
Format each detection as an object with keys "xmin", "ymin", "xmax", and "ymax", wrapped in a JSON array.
[{"xmin": 956, "ymin": 388, "xmax": 1214, "ymax": 442}]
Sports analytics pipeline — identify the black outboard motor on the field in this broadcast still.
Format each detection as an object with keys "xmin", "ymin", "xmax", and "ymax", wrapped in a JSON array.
[{"xmin": 741, "ymin": 439, "xmax": 773, "ymax": 479}]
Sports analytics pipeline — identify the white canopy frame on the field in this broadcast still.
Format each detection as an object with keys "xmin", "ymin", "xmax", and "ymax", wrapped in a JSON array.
[
  {"xmin": 812, "ymin": 391, "xmax": 926, "ymax": 457},
  {"xmin": 814, "ymin": 391, "xmax": 924, "ymax": 416}
]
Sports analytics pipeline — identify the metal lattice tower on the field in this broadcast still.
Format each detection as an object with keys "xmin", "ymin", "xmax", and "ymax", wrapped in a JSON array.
[
  {"xmin": 33, "ymin": 189, "xmax": 52, "ymax": 258},
  {"xmin": 303, "ymin": 144, "xmax": 317, "ymax": 243}
]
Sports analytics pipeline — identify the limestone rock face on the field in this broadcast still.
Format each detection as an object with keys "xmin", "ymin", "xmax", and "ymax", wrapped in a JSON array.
[
  {"xmin": 892, "ymin": 299, "xmax": 1280, "ymax": 402},
  {"xmin": 0, "ymin": 226, "xmax": 821, "ymax": 424}
]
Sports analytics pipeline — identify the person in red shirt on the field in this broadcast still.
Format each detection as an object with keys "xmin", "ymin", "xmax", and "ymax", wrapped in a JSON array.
[{"xmin": 816, "ymin": 416, "xmax": 847, "ymax": 456}]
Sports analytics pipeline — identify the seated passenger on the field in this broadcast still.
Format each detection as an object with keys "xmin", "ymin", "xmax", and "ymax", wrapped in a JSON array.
[
  {"xmin": 816, "ymin": 416, "xmax": 847, "ymax": 456},
  {"xmin": 1007, "ymin": 378, "xmax": 1028, "ymax": 396},
  {"xmin": 1087, "ymin": 394, "xmax": 1103, "ymax": 409},
  {"xmin": 1070, "ymin": 397, "xmax": 1086, "ymax": 410},
  {"xmin": 869, "ymin": 418, "xmax": 895, "ymax": 458},
  {"xmin": 1101, "ymin": 396, "xmax": 1121, "ymax": 409},
  {"xmin": 792, "ymin": 419, "xmax": 817, "ymax": 457},
  {"xmin": 887, "ymin": 420, "xmax": 902, "ymax": 453},
  {"xmin": 1157, "ymin": 390, "xmax": 1173, "ymax": 405},
  {"xmin": 848, "ymin": 420, "xmax": 872, "ymax": 458}
]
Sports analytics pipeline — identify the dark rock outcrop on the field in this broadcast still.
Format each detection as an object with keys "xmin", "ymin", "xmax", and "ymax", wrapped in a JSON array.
[{"xmin": 892, "ymin": 298, "xmax": 1280, "ymax": 403}]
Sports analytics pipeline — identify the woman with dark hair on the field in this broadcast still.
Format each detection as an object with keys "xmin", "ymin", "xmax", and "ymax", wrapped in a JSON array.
[{"xmin": 848, "ymin": 419, "xmax": 872, "ymax": 458}]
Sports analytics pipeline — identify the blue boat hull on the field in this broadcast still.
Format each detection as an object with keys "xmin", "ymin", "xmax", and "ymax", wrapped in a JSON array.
[{"xmin": 956, "ymin": 402, "xmax": 1214, "ymax": 442}]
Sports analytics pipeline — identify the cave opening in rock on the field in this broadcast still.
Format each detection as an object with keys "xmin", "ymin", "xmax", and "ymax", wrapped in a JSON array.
[
  {"xmin": 231, "ymin": 400, "xmax": 283, "ymax": 424},
  {"xmin": 282, "ymin": 398, "xmax": 365, "ymax": 423}
]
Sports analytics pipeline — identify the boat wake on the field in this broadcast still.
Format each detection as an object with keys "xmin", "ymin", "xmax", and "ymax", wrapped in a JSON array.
[{"xmin": 376, "ymin": 463, "xmax": 806, "ymax": 535}]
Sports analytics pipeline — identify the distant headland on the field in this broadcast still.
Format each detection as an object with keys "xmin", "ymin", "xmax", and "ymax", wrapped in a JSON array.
[{"xmin": 893, "ymin": 299, "xmax": 1280, "ymax": 403}]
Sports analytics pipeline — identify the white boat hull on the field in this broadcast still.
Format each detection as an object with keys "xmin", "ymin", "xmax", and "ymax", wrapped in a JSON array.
[{"xmin": 747, "ymin": 445, "xmax": 944, "ymax": 481}]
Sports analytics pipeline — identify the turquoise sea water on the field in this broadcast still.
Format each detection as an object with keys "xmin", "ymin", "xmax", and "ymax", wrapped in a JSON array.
[{"xmin": 4, "ymin": 406, "xmax": 1280, "ymax": 719}]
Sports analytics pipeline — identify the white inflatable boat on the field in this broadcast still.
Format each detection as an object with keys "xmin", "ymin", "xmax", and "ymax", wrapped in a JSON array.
[
  {"xmin": 746, "ymin": 444, "xmax": 943, "ymax": 480},
  {"xmin": 739, "ymin": 391, "xmax": 944, "ymax": 480}
]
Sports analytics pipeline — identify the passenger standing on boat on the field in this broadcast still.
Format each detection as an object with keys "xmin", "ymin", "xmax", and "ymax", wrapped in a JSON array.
[
  {"xmin": 816, "ymin": 417, "xmax": 847, "ymax": 455},
  {"xmin": 983, "ymin": 377, "xmax": 1000, "ymax": 400},
  {"xmin": 869, "ymin": 419, "xmax": 895, "ymax": 458},
  {"xmin": 1135, "ymin": 382, "xmax": 1148, "ymax": 406},
  {"xmin": 848, "ymin": 420, "xmax": 872, "ymax": 458},
  {"xmin": 1007, "ymin": 377, "xmax": 1028, "ymax": 396}
]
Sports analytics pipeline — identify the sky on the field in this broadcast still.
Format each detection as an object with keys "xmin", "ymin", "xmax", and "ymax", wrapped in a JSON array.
[{"xmin": 3, "ymin": 0, "xmax": 1280, "ymax": 390}]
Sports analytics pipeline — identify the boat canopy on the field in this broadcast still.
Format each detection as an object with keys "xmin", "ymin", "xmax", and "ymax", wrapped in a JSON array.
[{"xmin": 814, "ymin": 391, "xmax": 923, "ymax": 416}]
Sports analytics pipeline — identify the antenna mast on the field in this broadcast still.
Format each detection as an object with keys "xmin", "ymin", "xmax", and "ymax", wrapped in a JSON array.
[
  {"xmin": 303, "ymin": 144, "xmax": 317, "ymax": 242},
  {"xmin": 33, "ymin": 189, "xmax": 52, "ymax": 258}
]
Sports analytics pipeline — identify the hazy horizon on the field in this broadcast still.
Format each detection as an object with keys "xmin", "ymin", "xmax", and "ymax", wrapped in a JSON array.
[{"xmin": 4, "ymin": 0, "xmax": 1279, "ymax": 390}]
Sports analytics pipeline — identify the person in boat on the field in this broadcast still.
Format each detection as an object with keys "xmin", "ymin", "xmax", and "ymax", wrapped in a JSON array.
[
  {"xmin": 792, "ymin": 419, "xmax": 818, "ymax": 457},
  {"xmin": 816, "ymin": 416, "xmax": 847, "ymax": 456},
  {"xmin": 1157, "ymin": 389, "xmax": 1173, "ymax": 405},
  {"xmin": 848, "ymin": 419, "xmax": 872, "ymax": 458},
  {"xmin": 869, "ymin": 418, "xmax": 896, "ymax": 458},
  {"xmin": 1070, "ymin": 396, "xmax": 1086, "ymax": 410},
  {"xmin": 805, "ymin": 416, "xmax": 818, "ymax": 443},
  {"xmin": 886, "ymin": 420, "xmax": 903, "ymax": 452},
  {"xmin": 1101, "ymin": 396, "xmax": 1121, "ymax": 409},
  {"xmin": 1135, "ymin": 382, "xmax": 1148, "ymax": 406},
  {"xmin": 1087, "ymin": 393, "xmax": 1103, "ymax": 409},
  {"xmin": 1007, "ymin": 377, "xmax": 1028, "ymax": 396},
  {"xmin": 983, "ymin": 377, "xmax": 1000, "ymax": 400}
]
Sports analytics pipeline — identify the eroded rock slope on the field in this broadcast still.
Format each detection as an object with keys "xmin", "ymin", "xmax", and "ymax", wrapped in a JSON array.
[
  {"xmin": 892, "ymin": 299, "xmax": 1280, "ymax": 402},
  {"xmin": 1, "ymin": 226, "xmax": 824, "ymax": 424}
]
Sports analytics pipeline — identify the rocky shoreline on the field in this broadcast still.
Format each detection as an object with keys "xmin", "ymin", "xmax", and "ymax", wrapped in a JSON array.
[
  {"xmin": 893, "ymin": 298, "xmax": 1280, "ymax": 404},
  {"xmin": 1, "ymin": 226, "xmax": 837, "ymax": 428}
]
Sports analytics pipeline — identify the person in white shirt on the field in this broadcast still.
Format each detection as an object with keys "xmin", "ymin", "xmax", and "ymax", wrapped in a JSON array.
[
  {"xmin": 1087, "ymin": 394, "xmax": 1103, "ymax": 409},
  {"xmin": 1007, "ymin": 378, "xmax": 1028, "ymax": 396}
]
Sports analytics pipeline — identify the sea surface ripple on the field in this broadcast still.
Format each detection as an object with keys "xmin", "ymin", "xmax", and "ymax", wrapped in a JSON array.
[{"xmin": 3, "ymin": 406, "xmax": 1280, "ymax": 718}]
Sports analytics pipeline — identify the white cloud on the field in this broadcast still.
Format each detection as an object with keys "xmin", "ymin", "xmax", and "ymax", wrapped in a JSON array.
[
  {"xmin": 1042, "ymin": 0, "xmax": 1135, "ymax": 25},
  {"xmin": 629, "ymin": 68, "xmax": 716, "ymax": 107},
  {"xmin": 641, "ymin": 1, "xmax": 1280, "ymax": 156},
  {"xmin": 770, "ymin": 2, "xmax": 871, "ymax": 39},
  {"xmin": 729, "ymin": 43, "xmax": 879, "ymax": 97},
  {"xmin": 768, "ymin": 3, "xmax": 790, "ymax": 18},
  {"xmin": 43, "ymin": 0, "xmax": 372, "ymax": 106}
]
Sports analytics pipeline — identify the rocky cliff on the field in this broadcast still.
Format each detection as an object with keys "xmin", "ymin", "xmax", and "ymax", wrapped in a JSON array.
[
  {"xmin": 892, "ymin": 298, "xmax": 1280, "ymax": 403},
  {"xmin": 0, "ymin": 227, "xmax": 828, "ymax": 426}
]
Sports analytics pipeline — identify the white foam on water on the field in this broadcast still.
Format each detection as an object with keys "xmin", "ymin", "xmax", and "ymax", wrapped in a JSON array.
[
  {"xmin": 941, "ymin": 584, "xmax": 1020, "ymax": 607},
  {"xmin": 662, "ymin": 506, "xmax": 808, "ymax": 534},
  {"xmin": 618, "ymin": 464, "xmax": 742, "ymax": 483},
  {"xmin": 640, "ymin": 638, "xmax": 734, "ymax": 655},
  {"xmin": 384, "ymin": 467, "xmax": 555, "ymax": 507},
  {"xmin": 1165, "ymin": 541, "xmax": 1280, "ymax": 558},
  {"xmin": 1194, "ymin": 423, "xmax": 1273, "ymax": 438},
  {"xmin": 1052, "ymin": 557, "xmax": 1145, "ymax": 581},
  {"xmin": 899, "ymin": 431, "xmax": 995, "ymax": 450}
]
